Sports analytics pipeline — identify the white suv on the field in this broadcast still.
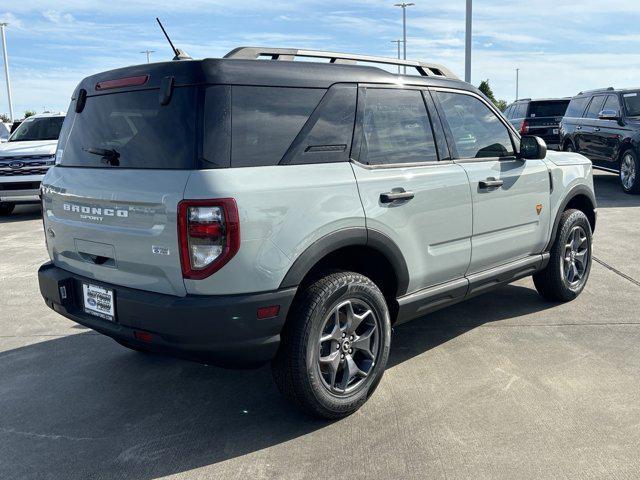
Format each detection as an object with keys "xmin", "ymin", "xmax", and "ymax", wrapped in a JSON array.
[{"xmin": 0, "ymin": 112, "xmax": 64, "ymax": 215}]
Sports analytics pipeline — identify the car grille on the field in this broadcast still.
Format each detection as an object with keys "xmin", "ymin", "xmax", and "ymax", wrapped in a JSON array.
[
  {"xmin": 0, "ymin": 181, "xmax": 41, "ymax": 191},
  {"xmin": 0, "ymin": 155, "xmax": 54, "ymax": 177}
]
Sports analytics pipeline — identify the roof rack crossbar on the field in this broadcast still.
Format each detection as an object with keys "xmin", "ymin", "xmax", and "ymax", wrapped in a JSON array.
[{"xmin": 224, "ymin": 47, "xmax": 458, "ymax": 79}]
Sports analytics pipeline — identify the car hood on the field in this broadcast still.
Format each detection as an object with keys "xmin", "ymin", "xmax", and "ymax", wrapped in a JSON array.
[
  {"xmin": 0, "ymin": 140, "xmax": 58, "ymax": 157},
  {"xmin": 544, "ymin": 150, "xmax": 592, "ymax": 167}
]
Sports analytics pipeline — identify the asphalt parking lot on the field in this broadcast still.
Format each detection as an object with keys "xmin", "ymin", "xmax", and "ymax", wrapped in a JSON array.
[{"xmin": 1, "ymin": 170, "xmax": 639, "ymax": 480}]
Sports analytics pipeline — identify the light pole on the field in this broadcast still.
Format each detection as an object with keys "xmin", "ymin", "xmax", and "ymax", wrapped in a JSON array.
[
  {"xmin": 140, "ymin": 50, "xmax": 155, "ymax": 63},
  {"xmin": 515, "ymin": 68, "xmax": 520, "ymax": 100},
  {"xmin": 465, "ymin": 0, "xmax": 472, "ymax": 83},
  {"xmin": 0, "ymin": 23, "xmax": 14, "ymax": 122},
  {"xmin": 394, "ymin": 3, "xmax": 414, "ymax": 74},
  {"xmin": 390, "ymin": 40, "xmax": 402, "ymax": 74}
]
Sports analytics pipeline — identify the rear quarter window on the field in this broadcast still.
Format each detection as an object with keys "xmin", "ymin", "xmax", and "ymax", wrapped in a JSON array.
[
  {"xmin": 230, "ymin": 86, "xmax": 325, "ymax": 167},
  {"xmin": 565, "ymin": 97, "xmax": 590, "ymax": 118}
]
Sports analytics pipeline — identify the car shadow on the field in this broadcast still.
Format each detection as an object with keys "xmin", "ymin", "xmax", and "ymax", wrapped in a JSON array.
[
  {"xmin": 0, "ymin": 283, "xmax": 556, "ymax": 480},
  {"xmin": 0, "ymin": 204, "xmax": 41, "ymax": 224},
  {"xmin": 593, "ymin": 171, "xmax": 640, "ymax": 209}
]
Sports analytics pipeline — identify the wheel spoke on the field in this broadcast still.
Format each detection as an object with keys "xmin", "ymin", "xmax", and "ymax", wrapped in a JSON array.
[
  {"xmin": 344, "ymin": 302, "xmax": 372, "ymax": 334},
  {"xmin": 339, "ymin": 355, "xmax": 366, "ymax": 391},
  {"xmin": 352, "ymin": 328, "xmax": 375, "ymax": 359},
  {"xmin": 319, "ymin": 351, "xmax": 342, "ymax": 389}
]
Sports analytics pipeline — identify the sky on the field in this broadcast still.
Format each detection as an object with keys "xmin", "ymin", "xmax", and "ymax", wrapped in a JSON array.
[{"xmin": 1, "ymin": 0, "xmax": 640, "ymax": 117}]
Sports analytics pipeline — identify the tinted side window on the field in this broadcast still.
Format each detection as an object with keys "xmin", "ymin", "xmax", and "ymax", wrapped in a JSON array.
[
  {"xmin": 436, "ymin": 91, "xmax": 514, "ymax": 159},
  {"xmin": 585, "ymin": 96, "xmax": 605, "ymax": 119},
  {"xmin": 603, "ymin": 95, "xmax": 620, "ymax": 112},
  {"xmin": 231, "ymin": 86, "xmax": 325, "ymax": 167},
  {"xmin": 504, "ymin": 105, "xmax": 513, "ymax": 119},
  {"xmin": 359, "ymin": 88, "xmax": 438, "ymax": 165},
  {"xmin": 283, "ymin": 84, "xmax": 356, "ymax": 165},
  {"xmin": 565, "ymin": 97, "xmax": 589, "ymax": 118}
]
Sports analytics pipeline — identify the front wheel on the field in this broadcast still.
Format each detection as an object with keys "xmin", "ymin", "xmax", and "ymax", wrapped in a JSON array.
[
  {"xmin": 272, "ymin": 271, "xmax": 391, "ymax": 419},
  {"xmin": 620, "ymin": 150, "xmax": 640, "ymax": 194},
  {"xmin": 533, "ymin": 209, "xmax": 592, "ymax": 302},
  {"xmin": 0, "ymin": 203, "xmax": 15, "ymax": 216}
]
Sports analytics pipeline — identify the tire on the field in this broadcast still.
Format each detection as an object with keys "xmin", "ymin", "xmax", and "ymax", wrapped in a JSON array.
[
  {"xmin": 619, "ymin": 149, "xmax": 640, "ymax": 194},
  {"xmin": 0, "ymin": 203, "xmax": 15, "ymax": 216},
  {"xmin": 533, "ymin": 209, "xmax": 592, "ymax": 302},
  {"xmin": 272, "ymin": 271, "xmax": 391, "ymax": 419}
]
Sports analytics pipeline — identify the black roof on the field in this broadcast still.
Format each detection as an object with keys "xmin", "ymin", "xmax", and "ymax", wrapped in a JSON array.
[{"xmin": 73, "ymin": 58, "xmax": 475, "ymax": 99}]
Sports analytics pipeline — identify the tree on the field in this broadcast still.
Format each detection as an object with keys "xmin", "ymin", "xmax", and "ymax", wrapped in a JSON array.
[
  {"xmin": 0, "ymin": 113, "xmax": 10, "ymax": 123},
  {"xmin": 478, "ymin": 79, "xmax": 508, "ymax": 111},
  {"xmin": 24, "ymin": 110, "xmax": 36, "ymax": 118}
]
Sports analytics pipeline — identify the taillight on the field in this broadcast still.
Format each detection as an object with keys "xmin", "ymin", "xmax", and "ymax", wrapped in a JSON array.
[
  {"xmin": 178, "ymin": 198, "xmax": 240, "ymax": 280},
  {"xmin": 520, "ymin": 120, "xmax": 529, "ymax": 135}
]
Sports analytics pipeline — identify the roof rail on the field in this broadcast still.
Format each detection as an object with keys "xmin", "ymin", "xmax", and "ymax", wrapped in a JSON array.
[
  {"xmin": 578, "ymin": 87, "xmax": 615, "ymax": 95},
  {"xmin": 224, "ymin": 47, "xmax": 459, "ymax": 79}
]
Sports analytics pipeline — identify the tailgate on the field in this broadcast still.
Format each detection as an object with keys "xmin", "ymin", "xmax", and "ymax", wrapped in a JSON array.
[{"xmin": 42, "ymin": 167, "xmax": 190, "ymax": 296}]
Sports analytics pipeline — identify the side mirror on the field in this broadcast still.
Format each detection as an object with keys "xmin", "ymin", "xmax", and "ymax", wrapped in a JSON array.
[
  {"xmin": 598, "ymin": 109, "xmax": 620, "ymax": 121},
  {"xmin": 519, "ymin": 135, "xmax": 547, "ymax": 160}
]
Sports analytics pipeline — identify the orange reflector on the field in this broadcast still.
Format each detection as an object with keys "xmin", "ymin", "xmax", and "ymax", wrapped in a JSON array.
[
  {"xmin": 133, "ymin": 331, "xmax": 153, "ymax": 343},
  {"xmin": 257, "ymin": 305, "xmax": 280, "ymax": 319}
]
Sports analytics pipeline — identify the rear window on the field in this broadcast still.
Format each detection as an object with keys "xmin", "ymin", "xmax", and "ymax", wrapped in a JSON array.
[
  {"xmin": 565, "ymin": 97, "xmax": 590, "ymax": 118},
  {"xmin": 59, "ymin": 87, "xmax": 197, "ymax": 169},
  {"xmin": 9, "ymin": 116, "xmax": 64, "ymax": 142},
  {"xmin": 622, "ymin": 91, "xmax": 640, "ymax": 116},
  {"xmin": 528, "ymin": 101, "xmax": 569, "ymax": 118}
]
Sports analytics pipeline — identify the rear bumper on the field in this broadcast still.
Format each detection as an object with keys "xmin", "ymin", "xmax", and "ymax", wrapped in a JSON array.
[{"xmin": 38, "ymin": 262, "xmax": 297, "ymax": 368}]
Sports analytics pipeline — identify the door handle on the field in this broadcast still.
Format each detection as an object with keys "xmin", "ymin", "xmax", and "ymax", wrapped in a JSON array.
[
  {"xmin": 594, "ymin": 127, "xmax": 601, "ymax": 132},
  {"xmin": 380, "ymin": 189, "xmax": 415, "ymax": 203},
  {"xmin": 576, "ymin": 126, "xmax": 583, "ymax": 131},
  {"xmin": 479, "ymin": 178, "xmax": 504, "ymax": 189}
]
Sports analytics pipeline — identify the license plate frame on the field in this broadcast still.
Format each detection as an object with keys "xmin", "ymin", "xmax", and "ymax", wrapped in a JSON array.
[{"xmin": 82, "ymin": 283, "xmax": 115, "ymax": 322}]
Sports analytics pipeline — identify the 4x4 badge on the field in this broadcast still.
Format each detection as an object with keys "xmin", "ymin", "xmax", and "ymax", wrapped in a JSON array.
[{"xmin": 536, "ymin": 203, "xmax": 543, "ymax": 215}]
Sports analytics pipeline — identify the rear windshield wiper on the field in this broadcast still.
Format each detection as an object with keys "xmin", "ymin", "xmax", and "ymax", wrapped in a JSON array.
[{"xmin": 83, "ymin": 147, "xmax": 121, "ymax": 166}]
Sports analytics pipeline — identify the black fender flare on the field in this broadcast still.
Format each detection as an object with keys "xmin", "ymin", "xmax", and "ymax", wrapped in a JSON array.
[
  {"xmin": 545, "ymin": 184, "xmax": 597, "ymax": 251},
  {"xmin": 279, "ymin": 227, "xmax": 410, "ymax": 296}
]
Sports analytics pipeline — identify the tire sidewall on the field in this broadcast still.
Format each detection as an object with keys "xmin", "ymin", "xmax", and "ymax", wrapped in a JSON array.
[
  {"xmin": 303, "ymin": 278, "xmax": 391, "ymax": 412},
  {"xmin": 620, "ymin": 149, "xmax": 639, "ymax": 193},
  {"xmin": 556, "ymin": 210, "xmax": 593, "ymax": 298}
]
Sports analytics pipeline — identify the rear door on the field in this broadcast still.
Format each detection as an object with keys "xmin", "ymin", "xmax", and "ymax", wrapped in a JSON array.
[
  {"xmin": 591, "ymin": 94, "xmax": 625, "ymax": 168},
  {"xmin": 432, "ymin": 88, "xmax": 551, "ymax": 274},
  {"xmin": 351, "ymin": 86, "xmax": 472, "ymax": 294},
  {"xmin": 42, "ymin": 86, "xmax": 199, "ymax": 296},
  {"xmin": 577, "ymin": 95, "xmax": 605, "ymax": 159}
]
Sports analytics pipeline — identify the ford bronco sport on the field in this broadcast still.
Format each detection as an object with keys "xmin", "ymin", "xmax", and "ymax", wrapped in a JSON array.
[
  {"xmin": 560, "ymin": 87, "xmax": 640, "ymax": 194},
  {"xmin": 38, "ymin": 48, "xmax": 596, "ymax": 419}
]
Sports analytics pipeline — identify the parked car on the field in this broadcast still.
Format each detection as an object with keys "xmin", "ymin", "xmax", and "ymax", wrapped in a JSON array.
[
  {"xmin": 38, "ymin": 47, "xmax": 596, "ymax": 418},
  {"xmin": 559, "ymin": 87, "xmax": 640, "ymax": 193},
  {"xmin": 504, "ymin": 98, "xmax": 570, "ymax": 150},
  {"xmin": 0, "ymin": 112, "xmax": 65, "ymax": 215},
  {"xmin": 0, "ymin": 122, "xmax": 11, "ymax": 142}
]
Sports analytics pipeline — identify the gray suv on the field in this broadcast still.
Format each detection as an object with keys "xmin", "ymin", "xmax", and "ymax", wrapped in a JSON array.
[{"xmin": 38, "ymin": 47, "xmax": 597, "ymax": 418}]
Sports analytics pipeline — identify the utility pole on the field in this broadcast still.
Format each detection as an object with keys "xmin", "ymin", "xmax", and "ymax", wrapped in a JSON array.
[
  {"xmin": 140, "ymin": 50, "xmax": 155, "ymax": 63},
  {"xmin": 0, "ymin": 23, "xmax": 14, "ymax": 122},
  {"xmin": 390, "ymin": 40, "xmax": 402, "ymax": 74},
  {"xmin": 394, "ymin": 3, "xmax": 414, "ymax": 74},
  {"xmin": 465, "ymin": 0, "xmax": 472, "ymax": 83},
  {"xmin": 516, "ymin": 68, "xmax": 520, "ymax": 101}
]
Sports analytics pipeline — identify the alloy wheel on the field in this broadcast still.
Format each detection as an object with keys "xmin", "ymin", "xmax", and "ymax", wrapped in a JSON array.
[
  {"xmin": 561, "ymin": 225, "xmax": 589, "ymax": 289},
  {"xmin": 317, "ymin": 299, "xmax": 380, "ymax": 395},
  {"xmin": 621, "ymin": 153, "xmax": 637, "ymax": 191}
]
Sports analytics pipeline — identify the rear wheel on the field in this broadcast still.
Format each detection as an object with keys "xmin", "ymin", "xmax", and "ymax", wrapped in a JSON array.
[
  {"xmin": 272, "ymin": 271, "xmax": 391, "ymax": 419},
  {"xmin": 533, "ymin": 209, "xmax": 592, "ymax": 302},
  {"xmin": 620, "ymin": 150, "xmax": 640, "ymax": 194},
  {"xmin": 0, "ymin": 203, "xmax": 15, "ymax": 216}
]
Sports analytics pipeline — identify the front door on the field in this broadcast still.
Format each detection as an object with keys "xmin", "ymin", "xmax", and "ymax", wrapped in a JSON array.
[
  {"xmin": 351, "ymin": 86, "xmax": 473, "ymax": 295},
  {"xmin": 432, "ymin": 88, "xmax": 551, "ymax": 274}
]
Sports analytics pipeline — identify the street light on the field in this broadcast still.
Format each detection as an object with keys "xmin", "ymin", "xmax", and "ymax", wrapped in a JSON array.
[
  {"xmin": 0, "ymin": 22, "xmax": 14, "ymax": 122},
  {"xmin": 515, "ymin": 68, "xmax": 520, "ymax": 100},
  {"xmin": 393, "ymin": 3, "xmax": 414, "ymax": 74},
  {"xmin": 465, "ymin": 0, "xmax": 472, "ymax": 83},
  {"xmin": 140, "ymin": 50, "xmax": 155, "ymax": 63},
  {"xmin": 390, "ymin": 40, "xmax": 402, "ymax": 74}
]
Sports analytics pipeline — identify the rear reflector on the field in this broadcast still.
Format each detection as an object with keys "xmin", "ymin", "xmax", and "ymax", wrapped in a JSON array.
[
  {"xmin": 96, "ymin": 75, "xmax": 149, "ymax": 91},
  {"xmin": 257, "ymin": 305, "xmax": 280, "ymax": 319},
  {"xmin": 134, "ymin": 331, "xmax": 153, "ymax": 343}
]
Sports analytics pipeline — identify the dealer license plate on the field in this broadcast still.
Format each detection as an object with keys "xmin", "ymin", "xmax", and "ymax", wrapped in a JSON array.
[{"xmin": 82, "ymin": 283, "xmax": 115, "ymax": 321}]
